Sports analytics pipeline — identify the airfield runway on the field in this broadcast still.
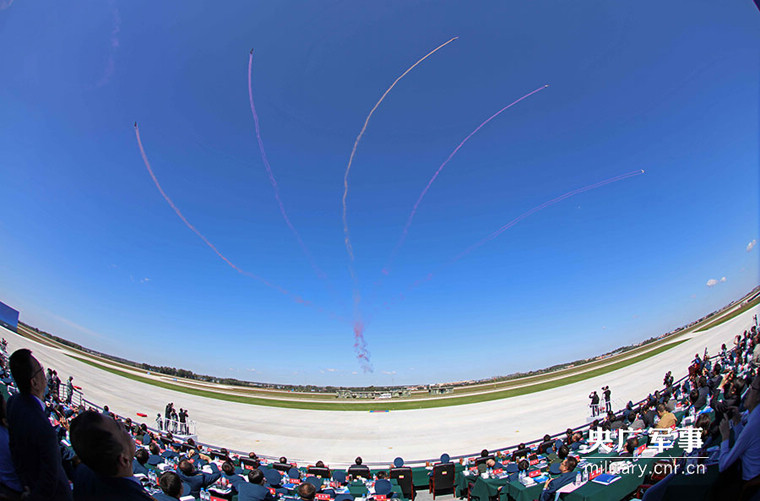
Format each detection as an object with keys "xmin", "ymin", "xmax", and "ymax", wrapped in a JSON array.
[{"xmin": 2, "ymin": 305, "xmax": 756, "ymax": 467}]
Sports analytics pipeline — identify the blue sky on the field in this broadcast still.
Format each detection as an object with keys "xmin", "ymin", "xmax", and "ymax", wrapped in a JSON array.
[{"xmin": 0, "ymin": 1, "xmax": 758, "ymax": 386}]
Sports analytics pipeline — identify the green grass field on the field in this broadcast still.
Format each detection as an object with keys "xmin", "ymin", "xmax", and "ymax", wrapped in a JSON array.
[
  {"xmin": 68, "ymin": 338, "xmax": 688, "ymax": 411},
  {"xmin": 695, "ymin": 296, "xmax": 760, "ymax": 333}
]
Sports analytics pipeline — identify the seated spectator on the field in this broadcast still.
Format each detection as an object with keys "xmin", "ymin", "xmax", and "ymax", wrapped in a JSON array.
[
  {"xmin": 231, "ymin": 467, "xmax": 275, "ymax": 501},
  {"xmin": 655, "ymin": 403, "xmax": 677, "ymax": 429},
  {"xmin": 718, "ymin": 374, "xmax": 760, "ymax": 494},
  {"xmin": 177, "ymin": 458, "xmax": 221, "ymax": 498},
  {"xmin": 298, "ymin": 482, "xmax": 316, "ymax": 501},
  {"xmin": 539, "ymin": 457, "xmax": 578, "ymax": 501},
  {"xmin": 147, "ymin": 443, "xmax": 163, "ymax": 466},
  {"xmin": 70, "ymin": 410, "xmax": 154, "ymax": 500},
  {"xmin": 347, "ymin": 456, "xmax": 370, "ymax": 479},
  {"xmin": 154, "ymin": 471, "xmax": 182, "ymax": 501},
  {"xmin": 566, "ymin": 433, "xmax": 580, "ymax": 451},
  {"xmin": 0, "ymin": 393, "xmax": 23, "ymax": 499},
  {"xmin": 133, "ymin": 448, "xmax": 150, "ymax": 476},
  {"xmin": 374, "ymin": 471, "xmax": 393, "ymax": 496},
  {"xmin": 508, "ymin": 459, "xmax": 530, "ymax": 482},
  {"xmin": 549, "ymin": 444, "xmax": 569, "ymax": 465},
  {"xmin": 511, "ymin": 443, "xmax": 530, "ymax": 461}
]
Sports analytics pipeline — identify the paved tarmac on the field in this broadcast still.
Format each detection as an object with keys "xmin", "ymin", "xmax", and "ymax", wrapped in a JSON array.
[{"xmin": 3, "ymin": 305, "xmax": 756, "ymax": 467}]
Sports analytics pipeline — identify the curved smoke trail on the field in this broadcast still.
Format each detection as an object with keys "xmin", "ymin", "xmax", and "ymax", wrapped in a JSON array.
[
  {"xmin": 248, "ymin": 50, "xmax": 327, "ymax": 281},
  {"xmin": 339, "ymin": 37, "xmax": 458, "ymax": 371},
  {"xmin": 134, "ymin": 123, "xmax": 336, "ymax": 317},
  {"xmin": 382, "ymin": 85, "xmax": 550, "ymax": 277},
  {"xmin": 378, "ymin": 169, "xmax": 645, "ymax": 309}
]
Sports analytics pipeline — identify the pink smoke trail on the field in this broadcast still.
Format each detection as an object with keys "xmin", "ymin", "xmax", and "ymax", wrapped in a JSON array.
[
  {"xmin": 382, "ymin": 85, "xmax": 550, "ymax": 276},
  {"xmin": 376, "ymin": 169, "xmax": 645, "ymax": 311},
  {"xmin": 353, "ymin": 321, "xmax": 373, "ymax": 372},
  {"xmin": 134, "ymin": 123, "xmax": 338, "ymax": 315},
  {"xmin": 339, "ymin": 37, "xmax": 458, "ymax": 370},
  {"xmin": 452, "ymin": 169, "xmax": 644, "ymax": 263},
  {"xmin": 248, "ymin": 50, "xmax": 327, "ymax": 281}
]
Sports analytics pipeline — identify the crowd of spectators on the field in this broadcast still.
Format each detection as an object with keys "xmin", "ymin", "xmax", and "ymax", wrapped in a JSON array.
[{"xmin": 0, "ymin": 319, "xmax": 758, "ymax": 500}]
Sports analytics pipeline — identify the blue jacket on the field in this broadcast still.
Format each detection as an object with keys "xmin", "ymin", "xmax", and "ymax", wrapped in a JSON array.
[
  {"xmin": 73, "ymin": 464, "xmax": 154, "ymax": 501},
  {"xmin": 152, "ymin": 493, "xmax": 177, "ymax": 501},
  {"xmin": 177, "ymin": 462, "xmax": 221, "ymax": 498},
  {"xmin": 539, "ymin": 471, "xmax": 576, "ymax": 501},
  {"xmin": 132, "ymin": 459, "xmax": 150, "ymax": 476},
  {"xmin": 236, "ymin": 482, "xmax": 276, "ymax": 501},
  {"xmin": 7, "ymin": 393, "xmax": 72, "ymax": 501}
]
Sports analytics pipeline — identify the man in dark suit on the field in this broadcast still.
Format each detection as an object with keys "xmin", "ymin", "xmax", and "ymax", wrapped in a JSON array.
[
  {"xmin": 147, "ymin": 443, "xmax": 163, "ymax": 466},
  {"xmin": 603, "ymin": 386, "xmax": 612, "ymax": 413},
  {"xmin": 69, "ymin": 410, "xmax": 155, "ymax": 500},
  {"xmin": 133, "ymin": 449, "xmax": 150, "ymax": 476},
  {"xmin": 154, "ymin": 471, "xmax": 182, "ymax": 500},
  {"xmin": 589, "ymin": 391, "xmax": 600, "ymax": 417},
  {"xmin": 7, "ymin": 348, "xmax": 73, "ymax": 500},
  {"xmin": 177, "ymin": 458, "xmax": 221, "ymax": 498},
  {"xmin": 539, "ymin": 457, "xmax": 578, "ymax": 501},
  {"xmin": 228, "ymin": 467, "xmax": 276, "ymax": 501}
]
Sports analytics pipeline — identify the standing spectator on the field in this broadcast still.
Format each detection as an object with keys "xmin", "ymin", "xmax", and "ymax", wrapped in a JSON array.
[
  {"xmin": 66, "ymin": 376, "xmax": 74, "ymax": 405},
  {"xmin": 178, "ymin": 408, "xmax": 187, "ymax": 435},
  {"xmin": 603, "ymin": 386, "xmax": 612, "ymax": 413},
  {"xmin": 170, "ymin": 407, "xmax": 178, "ymax": 434},
  {"xmin": 156, "ymin": 413, "xmax": 163, "ymax": 432},
  {"xmin": 589, "ymin": 391, "xmax": 600, "ymax": 417},
  {"xmin": 7, "ymin": 348, "xmax": 72, "ymax": 500},
  {"xmin": 164, "ymin": 403, "xmax": 173, "ymax": 431},
  {"xmin": 51, "ymin": 371, "xmax": 61, "ymax": 400}
]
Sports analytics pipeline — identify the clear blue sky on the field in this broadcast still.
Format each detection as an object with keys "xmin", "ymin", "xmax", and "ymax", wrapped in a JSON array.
[{"xmin": 1, "ymin": 1, "xmax": 758, "ymax": 386}]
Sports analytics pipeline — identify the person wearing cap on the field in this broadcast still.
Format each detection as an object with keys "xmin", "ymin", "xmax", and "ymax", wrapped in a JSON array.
[{"xmin": 374, "ymin": 471, "xmax": 393, "ymax": 497}]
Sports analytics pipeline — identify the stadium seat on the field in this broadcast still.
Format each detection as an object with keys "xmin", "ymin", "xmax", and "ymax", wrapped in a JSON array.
[
  {"xmin": 429, "ymin": 462, "xmax": 455, "ymax": 499},
  {"xmin": 307, "ymin": 466, "xmax": 331, "ymax": 479},
  {"xmin": 347, "ymin": 465, "xmax": 371, "ymax": 480},
  {"xmin": 390, "ymin": 467, "xmax": 414, "ymax": 500}
]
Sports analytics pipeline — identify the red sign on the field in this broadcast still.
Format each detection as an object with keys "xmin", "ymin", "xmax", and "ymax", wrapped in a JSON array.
[
  {"xmin": 528, "ymin": 470, "xmax": 540, "ymax": 478},
  {"xmin": 210, "ymin": 496, "xmax": 226, "ymax": 501},
  {"xmin": 374, "ymin": 496, "xmax": 387, "ymax": 501},
  {"xmin": 492, "ymin": 469, "xmax": 503, "ymax": 475},
  {"xmin": 243, "ymin": 464, "xmax": 254, "ymax": 470},
  {"xmin": 529, "ymin": 459, "xmax": 539, "ymax": 466},
  {"xmin": 269, "ymin": 488, "xmax": 276, "ymax": 495},
  {"xmin": 316, "ymin": 494, "xmax": 331, "ymax": 500},
  {"xmin": 290, "ymin": 478, "xmax": 301, "ymax": 484},
  {"xmin": 589, "ymin": 469, "xmax": 601, "ymax": 480}
]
